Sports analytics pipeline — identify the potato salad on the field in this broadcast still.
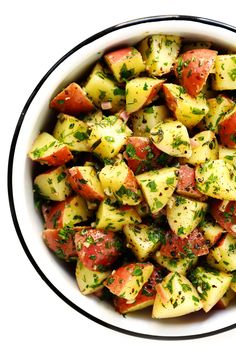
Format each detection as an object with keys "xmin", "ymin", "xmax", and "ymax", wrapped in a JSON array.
[{"xmin": 28, "ymin": 34, "xmax": 236, "ymax": 319}]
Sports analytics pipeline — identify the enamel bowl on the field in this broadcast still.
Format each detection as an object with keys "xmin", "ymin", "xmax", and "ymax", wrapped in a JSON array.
[{"xmin": 8, "ymin": 15, "xmax": 236, "ymax": 340}]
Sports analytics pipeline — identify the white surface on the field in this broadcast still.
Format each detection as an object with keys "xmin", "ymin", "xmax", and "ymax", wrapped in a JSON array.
[{"xmin": 2, "ymin": 0, "xmax": 236, "ymax": 353}]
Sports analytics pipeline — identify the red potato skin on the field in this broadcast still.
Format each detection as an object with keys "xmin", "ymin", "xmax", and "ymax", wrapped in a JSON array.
[
  {"xmin": 124, "ymin": 137, "xmax": 161, "ymax": 174},
  {"xmin": 174, "ymin": 49, "xmax": 217, "ymax": 97},
  {"xmin": 218, "ymin": 111, "xmax": 236, "ymax": 148},
  {"xmin": 74, "ymin": 228, "xmax": 121, "ymax": 271},
  {"xmin": 42, "ymin": 228, "xmax": 77, "ymax": 261},
  {"xmin": 104, "ymin": 263, "xmax": 153, "ymax": 296},
  {"xmin": 67, "ymin": 167, "xmax": 104, "ymax": 201},
  {"xmin": 35, "ymin": 145, "xmax": 73, "ymax": 166},
  {"xmin": 210, "ymin": 200, "xmax": 236, "ymax": 236},
  {"xmin": 105, "ymin": 47, "xmax": 135, "ymax": 64},
  {"xmin": 50, "ymin": 82, "xmax": 94, "ymax": 115},
  {"xmin": 176, "ymin": 165, "xmax": 205, "ymax": 200},
  {"xmin": 162, "ymin": 85, "xmax": 177, "ymax": 112},
  {"xmin": 113, "ymin": 267, "xmax": 164, "ymax": 313},
  {"xmin": 160, "ymin": 228, "xmax": 209, "ymax": 258}
]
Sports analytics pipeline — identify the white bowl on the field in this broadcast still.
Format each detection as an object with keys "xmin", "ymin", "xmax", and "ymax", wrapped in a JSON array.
[{"xmin": 8, "ymin": 15, "xmax": 236, "ymax": 340}]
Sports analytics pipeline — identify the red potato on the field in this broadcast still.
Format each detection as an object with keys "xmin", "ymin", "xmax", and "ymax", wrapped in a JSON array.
[
  {"xmin": 67, "ymin": 166, "xmax": 104, "ymax": 201},
  {"xmin": 124, "ymin": 136, "xmax": 161, "ymax": 174},
  {"xmin": 50, "ymin": 82, "xmax": 94, "ymax": 115},
  {"xmin": 160, "ymin": 228, "xmax": 209, "ymax": 258},
  {"xmin": 28, "ymin": 132, "xmax": 73, "ymax": 166},
  {"xmin": 42, "ymin": 228, "xmax": 77, "ymax": 261},
  {"xmin": 210, "ymin": 200, "xmax": 236, "ymax": 236},
  {"xmin": 42, "ymin": 195, "xmax": 91, "ymax": 229},
  {"xmin": 104, "ymin": 262, "xmax": 154, "ymax": 301},
  {"xmin": 174, "ymin": 49, "xmax": 217, "ymax": 97},
  {"xmin": 176, "ymin": 164, "xmax": 204, "ymax": 199},
  {"xmin": 113, "ymin": 267, "xmax": 164, "ymax": 314},
  {"xmin": 218, "ymin": 109, "xmax": 236, "ymax": 148},
  {"xmin": 74, "ymin": 228, "xmax": 122, "ymax": 271},
  {"xmin": 104, "ymin": 47, "xmax": 145, "ymax": 82}
]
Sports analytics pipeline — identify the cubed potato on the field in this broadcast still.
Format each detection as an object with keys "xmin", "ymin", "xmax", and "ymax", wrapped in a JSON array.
[
  {"xmin": 34, "ymin": 165, "xmax": 71, "ymax": 201},
  {"xmin": 154, "ymin": 251, "xmax": 197, "ymax": 275},
  {"xmin": 210, "ymin": 233, "xmax": 236, "ymax": 272},
  {"xmin": 99, "ymin": 160, "xmax": 142, "ymax": 205},
  {"xmin": 212, "ymin": 54, "xmax": 236, "ymax": 90},
  {"xmin": 188, "ymin": 266, "xmax": 232, "ymax": 312},
  {"xmin": 160, "ymin": 228, "xmax": 209, "ymax": 258},
  {"xmin": 67, "ymin": 166, "xmax": 104, "ymax": 201},
  {"xmin": 131, "ymin": 105, "xmax": 169, "ymax": 137},
  {"xmin": 136, "ymin": 167, "xmax": 179, "ymax": 215},
  {"xmin": 53, "ymin": 114, "xmax": 90, "ymax": 152},
  {"xmin": 199, "ymin": 219, "xmax": 224, "ymax": 247},
  {"xmin": 42, "ymin": 228, "xmax": 77, "ymax": 262},
  {"xmin": 203, "ymin": 95, "xmax": 235, "ymax": 133},
  {"xmin": 87, "ymin": 116, "xmax": 132, "ymax": 159},
  {"xmin": 74, "ymin": 228, "xmax": 121, "ymax": 271},
  {"xmin": 176, "ymin": 165, "xmax": 204, "ymax": 200},
  {"xmin": 84, "ymin": 63, "xmax": 125, "ymax": 113},
  {"xmin": 123, "ymin": 224, "xmax": 162, "ymax": 261},
  {"xmin": 50, "ymin": 82, "xmax": 94, "ymax": 115},
  {"xmin": 215, "ymin": 288, "xmax": 236, "ymax": 309},
  {"xmin": 42, "ymin": 195, "xmax": 91, "ymax": 228},
  {"xmin": 126, "ymin": 77, "xmax": 165, "ymax": 114},
  {"xmin": 124, "ymin": 136, "xmax": 161, "ymax": 174},
  {"xmin": 174, "ymin": 49, "xmax": 217, "ymax": 97},
  {"xmin": 95, "ymin": 199, "xmax": 141, "ymax": 231},
  {"xmin": 104, "ymin": 47, "xmax": 145, "ymax": 82},
  {"xmin": 210, "ymin": 200, "xmax": 236, "ymax": 236},
  {"xmin": 104, "ymin": 262, "xmax": 154, "ymax": 301},
  {"xmin": 150, "ymin": 119, "xmax": 192, "ymax": 158},
  {"xmin": 75, "ymin": 260, "xmax": 110, "ymax": 295},
  {"xmin": 113, "ymin": 267, "xmax": 163, "ymax": 314},
  {"xmin": 218, "ymin": 106, "xmax": 236, "ymax": 148},
  {"xmin": 195, "ymin": 159, "xmax": 236, "ymax": 200},
  {"xmin": 152, "ymin": 272, "xmax": 202, "ymax": 318},
  {"xmin": 166, "ymin": 195, "xmax": 208, "ymax": 238},
  {"xmin": 138, "ymin": 34, "xmax": 181, "ymax": 76},
  {"xmin": 28, "ymin": 132, "xmax": 73, "ymax": 165},
  {"xmin": 163, "ymin": 83, "xmax": 209, "ymax": 128},
  {"xmin": 219, "ymin": 145, "xmax": 236, "ymax": 166},
  {"xmin": 180, "ymin": 130, "xmax": 218, "ymax": 165}
]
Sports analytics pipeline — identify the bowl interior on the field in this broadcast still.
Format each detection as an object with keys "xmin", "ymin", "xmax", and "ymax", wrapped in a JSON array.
[{"xmin": 10, "ymin": 16, "xmax": 236, "ymax": 339}]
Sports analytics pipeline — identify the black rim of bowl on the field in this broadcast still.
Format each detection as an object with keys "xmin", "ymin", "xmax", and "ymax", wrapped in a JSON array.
[{"xmin": 8, "ymin": 14, "xmax": 236, "ymax": 340}]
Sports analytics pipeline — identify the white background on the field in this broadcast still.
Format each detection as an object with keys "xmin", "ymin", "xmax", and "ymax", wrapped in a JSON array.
[{"xmin": 2, "ymin": 0, "xmax": 236, "ymax": 353}]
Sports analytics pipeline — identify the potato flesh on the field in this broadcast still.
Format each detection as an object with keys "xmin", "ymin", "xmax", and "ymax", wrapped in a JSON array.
[
  {"xmin": 166, "ymin": 195, "xmax": 208, "ymax": 238},
  {"xmin": 53, "ymin": 114, "xmax": 90, "ymax": 152},
  {"xmin": 139, "ymin": 35, "xmax": 181, "ymax": 76},
  {"xmin": 212, "ymin": 54, "xmax": 236, "ymax": 90},
  {"xmin": 152, "ymin": 272, "xmax": 202, "ymax": 318},
  {"xmin": 195, "ymin": 159, "xmax": 236, "ymax": 200},
  {"xmin": 151, "ymin": 119, "xmax": 192, "ymax": 158},
  {"xmin": 188, "ymin": 266, "xmax": 232, "ymax": 312},
  {"xmin": 136, "ymin": 167, "xmax": 179, "ymax": 215}
]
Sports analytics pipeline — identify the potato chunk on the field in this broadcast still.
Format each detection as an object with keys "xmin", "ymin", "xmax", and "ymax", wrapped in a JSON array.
[
  {"xmin": 163, "ymin": 83, "xmax": 209, "ymax": 128},
  {"xmin": 123, "ymin": 224, "xmax": 162, "ymax": 261},
  {"xmin": 166, "ymin": 195, "xmax": 208, "ymax": 238},
  {"xmin": 87, "ymin": 116, "xmax": 131, "ymax": 159},
  {"xmin": 138, "ymin": 34, "xmax": 181, "ymax": 76},
  {"xmin": 136, "ymin": 167, "xmax": 179, "ymax": 215},
  {"xmin": 150, "ymin": 119, "xmax": 192, "ymax": 158},
  {"xmin": 195, "ymin": 159, "xmax": 236, "ymax": 200},
  {"xmin": 212, "ymin": 54, "xmax": 236, "ymax": 90},
  {"xmin": 152, "ymin": 272, "xmax": 202, "ymax": 318},
  {"xmin": 189, "ymin": 266, "xmax": 232, "ymax": 312}
]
